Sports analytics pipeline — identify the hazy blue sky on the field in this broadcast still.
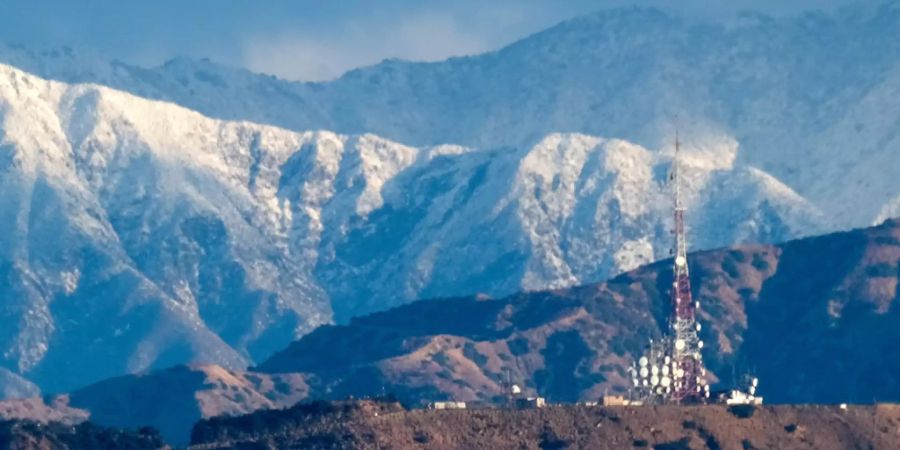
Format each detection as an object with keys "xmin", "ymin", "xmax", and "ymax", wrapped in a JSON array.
[{"xmin": 0, "ymin": 0, "xmax": 879, "ymax": 81}]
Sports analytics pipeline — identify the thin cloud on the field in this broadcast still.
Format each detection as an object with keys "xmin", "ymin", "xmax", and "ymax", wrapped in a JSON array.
[
  {"xmin": 0, "ymin": 0, "xmax": 884, "ymax": 81},
  {"xmin": 241, "ymin": 12, "xmax": 492, "ymax": 81}
]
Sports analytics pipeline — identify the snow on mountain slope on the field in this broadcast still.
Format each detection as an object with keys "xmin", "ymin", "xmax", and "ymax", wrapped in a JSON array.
[
  {"xmin": 801, "ymin": 63, "xmax": 900, "ymax": 225},
  {"xmin": 1, "ymin": 4, "xmax": 897, "ymax": 231},
  {"xmin": 0, "ymin": 369, "xmax": 39, "ymax": 399},
  {"xmin": 0, "ymin": 63, "xmax": 823, "ymax": 395},
  {"xmin": 0, "ymin": 63, "xmax": 328, "ymax": 393},
  {"xmin": 315, "ymin": 132, "xmax": 824, "ymax": 319}
]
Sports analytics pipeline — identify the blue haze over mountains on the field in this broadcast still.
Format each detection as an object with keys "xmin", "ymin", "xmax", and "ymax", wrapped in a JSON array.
[{"xmin": 0, "ymin": 2, "xmax": 898, "ymax": 396}]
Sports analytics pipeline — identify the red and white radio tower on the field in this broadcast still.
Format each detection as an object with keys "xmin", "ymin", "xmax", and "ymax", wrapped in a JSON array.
[
  {"xmin": 668, "ymin": 131, "xmax": 708, "ymax": 403},
  {"xmin": 629, "ymin": 131, "xmax": 709, "ymax": 404}
]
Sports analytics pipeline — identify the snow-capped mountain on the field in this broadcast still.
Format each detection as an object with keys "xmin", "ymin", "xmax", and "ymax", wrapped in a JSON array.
[
  {"xmin": 0, "ymin": 61, "xmax": 821, "ymax": 394},
  {"xmin": 0, "ymin": 63, "xmax": 328, "ymax": 393},
  {"xmin": 1, "ymin": 2, "xmax": 899, "ymax": 397},
  {"xmin": 1, "ymin": 3, "xmax": 898, "ymax": 229},
  {"xmin": 315, "ymin": 132, "xmax": 823, "ymax": 319}
]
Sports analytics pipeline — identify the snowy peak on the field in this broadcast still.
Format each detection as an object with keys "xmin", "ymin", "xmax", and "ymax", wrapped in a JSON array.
[
  {"xmin": 313, "ymin": 130, "xmax": 822, "ymax": 320},
  {"xmin": 0, "ymin": 4, "xmax": 898, "ymax": 230},
  {"xmin": 0, "ymin": 65, "xmax": 330, "ymax": 393},
  {"xmin": 0, "ymin": 63, "xmax": 823, "ymax": 396}
]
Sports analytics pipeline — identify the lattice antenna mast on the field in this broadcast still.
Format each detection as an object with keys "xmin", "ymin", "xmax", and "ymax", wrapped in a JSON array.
[
  {"xmin": 673, "ymin": 130, "xmax": 688, "ymax": 267},
  {"xmin": 669, "ymin": 130, "xmax": 708, "ymax": 403}
]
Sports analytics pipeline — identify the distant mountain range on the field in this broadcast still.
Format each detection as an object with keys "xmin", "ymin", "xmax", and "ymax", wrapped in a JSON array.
[
  {"xmin": 0, "ymin": 2, "xmax": 898, "ymax": 399},
  {"xmin": 5, "ymin": 219, "xmax": 898, "ymax": 445},
  {"xmin": 2, "ymin": 2, "xmax": 899, "ymax": 225},
  {"xmin": 0, "ymin": 63, "xmax": 819, "ymax": 394}
]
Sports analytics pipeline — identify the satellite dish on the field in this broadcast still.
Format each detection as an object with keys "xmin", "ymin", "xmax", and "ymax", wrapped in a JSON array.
[
  {"xmin": 639, "ymin": 357, "xmax": 649, "ymax": 367},
  {"xmin": 695, "ymin": 323, "xmax": 702, "ymax": 331},
  {"xmin": 675, "ymin": 256, "xmax": 686, "ymax": 267},
  {"xmin": 651, "ymin": 366, "xmax": 659, "ymax": 375},
  {"xmin": 633, "ymin": 378, "xmax": 640, "ymax": 387},
  {"xmin": 698, "ymin": 341, "xmax": 704, "ymax": 349},
  {"xmin": 640, "ymin": 367, "xmax": 649, "ymax": 378},
  {"xmin": 511, "ymin": 385, "xmax": 522, "ymax": 394},
  {"xmin": 664, "ymin": 356, "xmax": 671, "ymax": 364},
  {"xmin": 662, "ymin": 366, "xmax": 670, "ymax": 376},
  {"xmin": 675, "ymin": 339, "xmax": 686, "ymax": 351},
  {"xmin": 752, "ymin": 378, "xmax": 759, "ymax": 387},
  {"xmin": 651, "ymin": 375, "xmax": 660, "ymax": 386},
  {"xmin": 661, "ymin": 376, "xmax": 671, "ymax": 387},
  {"xmin": 674, "ymin": 368, "xmax": 685, "ymax": 378}
]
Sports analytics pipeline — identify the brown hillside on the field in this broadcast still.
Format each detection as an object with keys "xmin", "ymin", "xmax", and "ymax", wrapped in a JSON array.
[
  {"xmin": 65, "ymin": 364, "xmax": 308, "ymax": 445},
  {"xmin": 188, "ymin": 400, "xmax": 900, "ymax": 450},
  {"xmin": 259, "ymin": 219, "xmax": 900, "ymax": 405}
]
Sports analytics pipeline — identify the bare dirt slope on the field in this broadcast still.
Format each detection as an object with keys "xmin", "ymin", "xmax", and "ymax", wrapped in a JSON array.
[
  {"xmin": 189, "ymin": 400, "xmax": 900, "ymax": 450},
  {"xmin": 0, "ymin": 365, "xmax": 309, "ymax": 446},
  {"xmin": 0, "ymin": 420, "xmax": 167, "ymax": 450},
  {"xmin": 258, "ymin": 219, "xmax": 900, "ymax": 406},
  {"xmin": 65, "ymin": 364, "xmax": 309, "ymax": 446}
]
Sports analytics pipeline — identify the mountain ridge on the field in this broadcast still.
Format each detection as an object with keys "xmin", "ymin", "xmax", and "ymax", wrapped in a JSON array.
[
  {"xmin": 0, "ymin": 1, "xmax": 899, "ymax": 402},
  {"xmin": 1, "ymin": 218, "xmax": 896, "ymax": 445},
  {"xmin": 3, "ymin": 3, "xmax": 899, "ymax": 229},
  {"xmin": 0, "ymin": 61, "xmax": 825, "ymax": 396},
  {"xmin": 259, "ymin": 218, "xmax": 900, "ymax": 406}
]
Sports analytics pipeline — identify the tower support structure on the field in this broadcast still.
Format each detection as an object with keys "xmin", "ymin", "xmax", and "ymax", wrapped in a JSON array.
[
  {"xmin": 630, "ymin": 131, "xmax": 709, "ymax": 404},
  {"xmin": 668, "ymin": 132, "xmax": 706, "ymax": 403}
]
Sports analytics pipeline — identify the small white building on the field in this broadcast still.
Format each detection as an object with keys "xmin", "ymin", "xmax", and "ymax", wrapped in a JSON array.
[
  {"xmin": 724, "ymin": 390, "xmax": 764, "ymax": 405},
  {"xmin": 723, "ymin": 377, "xmax": 763, "ymax": 405},
  {"xmin": 601, "ymin": 395, "xmax": 633, "ymax": 406},
  {"xmin": 515, "ymin": 397, "xmax": 547, "ymax": 409},
  {"xmin": 428, "ymin": 401, "xmax": 467, "ymax": 410}
]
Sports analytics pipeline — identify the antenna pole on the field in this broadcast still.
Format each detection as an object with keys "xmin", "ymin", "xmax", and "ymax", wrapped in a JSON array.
[
  {"xmin": 669, "ymin": 130, "xmax": 707, "ymax": 403},
  {"xmin": 628, "ymin": 128, "xmax": 709, "ymax": 405}
]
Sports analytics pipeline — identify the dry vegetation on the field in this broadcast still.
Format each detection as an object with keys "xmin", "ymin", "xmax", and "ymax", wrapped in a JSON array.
[{"xmin": 189, "ymin": 400, "xmax": 900, "ymax": 450}]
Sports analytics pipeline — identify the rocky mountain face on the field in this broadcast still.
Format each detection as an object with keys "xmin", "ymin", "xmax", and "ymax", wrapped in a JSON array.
[
  {"xmin": 0, "ymin": 64, "xmax": 331, "ymax": 394},
  {"xmin": 0, "ymin": 62, "xmax": 821, "ymax": 395},
  {"xmin": 2, "ymin": 3, "xmax": 898, "ymax": 228},
  {"xmin": 259, "ymin": 219, "xmax": 900, "ymax": 406},
  {"xmin": 0, "ymin": 370, "xmax": 39, "ymax": 400}
]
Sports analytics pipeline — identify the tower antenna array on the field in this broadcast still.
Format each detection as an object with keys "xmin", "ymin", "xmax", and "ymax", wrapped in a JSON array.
[
  {"xmin": 629, "ymin": 129, "xmax": 709, "ymax": 404},
  {"xmin": 669, "ymin": 130, "xmax": 707, "ymax": 403}
]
